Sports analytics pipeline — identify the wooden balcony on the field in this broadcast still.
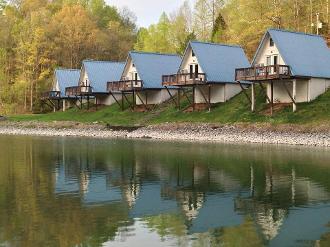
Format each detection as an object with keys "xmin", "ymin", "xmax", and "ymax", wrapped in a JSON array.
[
  {"xmin": 41, "ymin": 91, "xmax": 61, "ymax": 99},
  {"xmin": 162, "ymin": 73, "xmax": 206, "ymax": 86},
  {"xmin": 65, "ymin": 86, "xmax": 93, "ymax": 97},
  {"xmin": 235, "ymin": 65, "xmax": 292, "ymax": 81},
  {"xmin": 107, "ymin": 80, "xmax": 143, "ymax": 92}
]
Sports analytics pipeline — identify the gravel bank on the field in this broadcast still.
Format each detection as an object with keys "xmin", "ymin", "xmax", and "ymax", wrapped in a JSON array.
[{"xmin": 0, "ymin": 121, "xmax": 329, "ymax": 147}]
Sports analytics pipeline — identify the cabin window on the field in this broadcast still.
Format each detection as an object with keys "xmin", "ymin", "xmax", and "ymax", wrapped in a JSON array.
[
  {"xmin": 134, "ymin": 73, "xmax": 138, "ymax": 81},
  {"xmin": 192, "ymin": 50, "xmax": 195, "ymax": 57},
  {"xmin": 273, "ymin": 55, "xmax": 278, "ymax": 72},
  {"xmin": 266, "ymin": 56, "xmax": 271, "ymax": 66},
  {"xmin": 270, "ymin": 38, "xmax": 274, "ymax": 47},
  {"xmin": 195, "ymin": 64, "xmax": 199, "ymax": 77},
  {"xmin": 189, "ymin": 65, "xmax": 194, "ymax": 79},
  {"xmin": 132, "ymin": 63, "xmax": 135, "ymax": 67}
]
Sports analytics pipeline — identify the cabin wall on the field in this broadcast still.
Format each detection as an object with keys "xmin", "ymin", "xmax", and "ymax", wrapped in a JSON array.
[
  {"xmin": 136, "ymin": 89, "xmax": 178, "ymax": 105},
  {"xmin": 266, "ymin": 79, "xmax": 309, "ymax": 103},
  {"xmin": 194, "ymin": 84, "xmax": 240, "ymax": 104},
  {"xmin": 308, "ymin": 78, "xmax": 329, "ymax": 101},
  {"xmin": 180, "ymin": 46, "xmax": 204, "ymax": 74},
  {"xmin": 79, "ymin": 69, "xmax": 89, "ymax": 87},
  {"xmin": 254, "ymin": 34, "xmax": 285, "ymax": 66},
  {"xmin": 122, "ymin": 57, "xmax": 141, "ymax": 81},
  {"xmin": 95, "ymin": 93, "xmax": 122, "ymax": 106},
  {"xmin": 54, "ymin": 80, "xmax": 60, "ymax": 92},
  {"xmin": 326, "ymin": 79, "xmax": 330, "ymax": 89},
  {"xmin": 224, "ymin": 84, "xmax": 242, "ymax": 101}
]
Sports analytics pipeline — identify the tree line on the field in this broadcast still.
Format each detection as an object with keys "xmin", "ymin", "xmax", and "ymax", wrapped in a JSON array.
[{"xmin": 1, "ymin": 0, "xmax": 329, "ymax": 114}]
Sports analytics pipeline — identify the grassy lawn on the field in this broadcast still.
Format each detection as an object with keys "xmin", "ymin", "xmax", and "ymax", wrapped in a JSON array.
[{"xmin": 9, "ymin": 87, "xmax": 330, "ymax": 126}]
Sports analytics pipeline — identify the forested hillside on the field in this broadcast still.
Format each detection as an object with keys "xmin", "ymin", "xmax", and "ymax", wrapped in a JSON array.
[
  {"xmin": 1, "ymin": 0, "xmax": 330, "ymax": 114},
  {"xmin": 0, "ymin": 0, "xmax": 136, "ymax": 113}
]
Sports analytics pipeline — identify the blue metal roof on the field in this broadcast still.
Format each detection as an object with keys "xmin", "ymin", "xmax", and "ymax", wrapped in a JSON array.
[
  {"xmin": 54, "ymin": 69, "xmax": 80, "ymax": 97},
  {"xmin": 83, "ymin": 60, "xmax": 125, "ymax": 93},
  {"xmin": 189, "ymin": 41, "xmax": 250, "ymax": 83},
  {"xmin": 253, "ymin": 29, "xmax": 330, "ymax": 78},
  {"xmin": 129, "ymin": 51, "xmax": 181, "ymax": 89}
]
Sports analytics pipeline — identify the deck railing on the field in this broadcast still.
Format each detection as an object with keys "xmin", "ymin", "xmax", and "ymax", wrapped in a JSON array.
[
  {"xmin": 107, "ymin": 80, "xmax": 143, "ymax": 92},
  {"xmin": 162, "ymin": 73, "xmax": 206, "ymax": 86},
  {"xmin": 41, "ymin": 91, "xmax": 61, "ymax": 99},
  {"xmin": 235, "ymin": 65, "xmax": 291, "ymax": 81},
  {"xmin": 65, "ymin": 86, "xmax": 93, "ymax": 97}
]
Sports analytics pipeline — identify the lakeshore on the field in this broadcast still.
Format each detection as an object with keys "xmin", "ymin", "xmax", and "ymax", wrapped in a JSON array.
[{"xmin": 0, "ymin": 121, "xmax": 329, "ymax": 147}]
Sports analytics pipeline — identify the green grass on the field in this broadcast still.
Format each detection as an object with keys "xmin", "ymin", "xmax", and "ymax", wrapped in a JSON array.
[{"xmin": 9, "ymin": 87, "xmax": 330, "ymax": 126}]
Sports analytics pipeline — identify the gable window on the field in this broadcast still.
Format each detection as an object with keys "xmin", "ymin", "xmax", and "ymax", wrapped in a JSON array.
[
  {"xmin": 192, "ymin": 50, "xmax": 195, "ymax": 57},
  {"xmin": 189, "ymin": 64, "xmax": 194, "ymax": 79},
  {"xmin": 270, "ymin": 38, "xmax": 274, "ymax": 47}
]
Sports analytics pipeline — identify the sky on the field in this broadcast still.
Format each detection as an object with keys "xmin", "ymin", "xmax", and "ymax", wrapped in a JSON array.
[{"xmin": 106, "ymin": 0, "xmax": 195, "ymax": 27}]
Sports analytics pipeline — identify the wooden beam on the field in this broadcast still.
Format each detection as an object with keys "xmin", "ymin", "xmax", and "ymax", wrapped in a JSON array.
[
  {"xmin": 208, "ymin": 84, "xmax": 211, "ymax": 112},
  {"xmin": 237, "ymin": 81, "xmax": 252, "ymax": 104},
  {"xmin": 135, "ymin": 91, "xmax": 148, "ymax": 110},
  {"xmin": 270, "ymin": 81, "xmax": 274, "ymax": 116},
  {"xmin": 123, "ymin": 93, "xmax": 134, "ymax": 110},
  {"xmin": 181, "ymin": 88, "xmax": 192, "ymax": 105},
  {"xmin": 121, "ymin": 92, "xmax": 124, "ymax": 111},
  {"xmin": 178, "ymin": 88, "xmax": 181, "ymax": 110},
  {"xmin": 192, "ymin": 86, "xmax": 195, "ymax": 111},
  {"xmin": 292, "ymin": 80, "xmax": 297, "ymax": 112},
  {"xmin": 109, "ymin": 91, "xmax": 122, "ymax": 109},
  {"xmin": 258, "ymin": 82, "xmax": 272, "ymax": 104},
  {"xmin": 164, "ymin": 86, "xmax": 178, "ymax": 107},
  {"xmin": 196, "ymin": 84, "xmax": 211, "ymax": 111},
  {"xmin": 251, "ymin": 83, "xmax": 255, "ymax": 112}
]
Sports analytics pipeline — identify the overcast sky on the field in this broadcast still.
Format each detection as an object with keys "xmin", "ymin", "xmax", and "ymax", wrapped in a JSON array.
[{"xmin": 106, "ymin": 0, "xmax": 195, "ymax": 27}]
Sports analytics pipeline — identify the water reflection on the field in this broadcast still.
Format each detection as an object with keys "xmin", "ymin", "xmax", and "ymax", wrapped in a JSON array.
[{"xmin": 0, "ymin": 136, "xmax": 330, "ymax": 246}]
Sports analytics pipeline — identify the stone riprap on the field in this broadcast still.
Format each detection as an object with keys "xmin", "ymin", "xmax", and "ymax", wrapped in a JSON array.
[{"xmin": 0, "ymin": 122, "xmax": 329, "ymax": 147}]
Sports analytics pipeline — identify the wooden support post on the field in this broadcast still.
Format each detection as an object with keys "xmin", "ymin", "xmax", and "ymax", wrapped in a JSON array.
[
  {"xmin": 178, "ymin": 88, "xmax": 181, "ymax": 110},
  {"xmin": 237, "ymin": 81, "xmax": 252, "ymax": 104},
  {"xmin": 251, "ymin": 83, "xmax": 255, "ymax": 112},
  {"xmin": 165, "ymin": 87, "xmax": 178, "ymax": 107},
  {"xmin": 270, "ymin": 81, "xmax": 274, "ymax": 116},
  {"xmin": 208, "ymin": 85, "xmax": 211, "ymax": 112},
  {"xmin": 121, "ymin": 92, "xmax": 124, "ymax": 111},
  {"xmin": 192, "ymin": 86, "xmax": 195, "ymax": 111},
  {"xmin": 87, "ymin": 96, "xmax": 90, "ymax": 110},
  {"xmin": 80, "ymin": 96, "xmax": 83, "ymax": 109},
  {"xmin": 133, "ymin": 90, "xmax": 136, "ymax": 111},
  {"xmin": 95, "ymin": 97, "xmax": 98, "ymax": 111},
  {"xmin": 293, "ymin": 79, "xmax": 297, "ymax": 112},
  {"xmin": 63, "ymin": 99, "xmax": 66, "ymax": 112}
]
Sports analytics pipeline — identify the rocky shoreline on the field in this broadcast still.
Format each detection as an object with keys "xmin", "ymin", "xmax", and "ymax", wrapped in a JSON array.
[{"xmin": 0, "ymin": 121, "xmax": 329, "ymax": 147}]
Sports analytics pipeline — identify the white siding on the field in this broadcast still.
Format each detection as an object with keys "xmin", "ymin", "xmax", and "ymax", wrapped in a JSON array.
[
  {"xmin": 96, "ymin": 93, "xmax": 122, "ymax": 106},
  {"xmin": 180, "ymin": 46, "xmax": 204, "ymax": 74},
  {"xmin": 122, "ymin": 57, "xmax": 141, "ymax": 81},
  {"xmin": 79, "ymin": 68, "xmax": 89, "ymax": 87},
  {"xmin": 254, "ymin": 34, "xmax": 285, "ymax": 66},
  {"xmin": 194, "ymin": 84, "xmax": 241, "ymax": 104},
  {"xmin": 225, "ymin": 84, "xmax": 242, "ymax": 101},
  {"xmin": 308, "ymin": 78, "xmax": 329, "ymax": 101},
  {"xmin": 136, "ymin": 89, "xmax": 178, "ymax": 105},
  {"xmin": 265, "ymin": 78, "xmax": 329, "ymax": 103},
  {"xmin": 54, "ymin": 80, "xmax": 60, "ymax": 92}
]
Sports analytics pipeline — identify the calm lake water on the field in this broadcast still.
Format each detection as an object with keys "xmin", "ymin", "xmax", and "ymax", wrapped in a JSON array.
[{"xmin": 0, "ymin": 136, "xmax": 330, "ymax": 247}]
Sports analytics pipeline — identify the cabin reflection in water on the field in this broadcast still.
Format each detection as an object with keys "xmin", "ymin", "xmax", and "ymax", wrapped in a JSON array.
[{"xmin": 52, "ymin": 139, "xmax": 330, "ymax": 246}]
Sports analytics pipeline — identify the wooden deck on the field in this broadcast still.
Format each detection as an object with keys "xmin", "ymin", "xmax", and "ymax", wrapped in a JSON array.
[
  {"xmin": 65, "ymin": 86, "xmax": 93, "ymax": 97},
  {"xmin": 162, "ymin": 73, "xmax": 206, "ymax": 87},
  {"xmin": 107, "ymin": 80, "xmax": 143, "ymax": 92},
  {"xmin": 41, "ymin": 91, "xmax": 61, "ymax": 100},
  {"xmin": 235, "ymin": 65, "xmax": 292, "ymax": 81}
]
